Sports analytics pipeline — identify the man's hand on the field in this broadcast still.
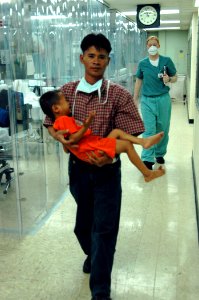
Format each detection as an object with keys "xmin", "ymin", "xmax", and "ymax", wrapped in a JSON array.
[{"xmin": 86, "ymin": 151, "xmax": 113, "ymax": 167}]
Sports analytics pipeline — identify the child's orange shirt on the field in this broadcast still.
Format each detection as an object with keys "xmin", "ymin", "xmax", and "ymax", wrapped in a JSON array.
[{"xmin": 53, "ymin": 116, "xmax": 116, "ymax": 162}]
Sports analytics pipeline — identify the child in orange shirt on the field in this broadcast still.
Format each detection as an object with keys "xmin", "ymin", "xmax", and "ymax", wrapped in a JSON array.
[{"xmin": 40, "ymin": 90, "xmax": 165, "ymax": 182}]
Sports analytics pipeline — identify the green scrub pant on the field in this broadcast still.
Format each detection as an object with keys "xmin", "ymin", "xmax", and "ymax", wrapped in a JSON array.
[{"xmin": 141, "ymin": 93, "xmax": 171, "ymax": 163}]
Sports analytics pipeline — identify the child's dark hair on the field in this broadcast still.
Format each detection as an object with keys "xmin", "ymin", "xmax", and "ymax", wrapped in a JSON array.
[
  {"xmin": 80, "ymin": 33, "xmax": 112, "ymax": 54},
  {"xmin": 39, "ymin": 90, "xmax": 61, "ymax": 121}
]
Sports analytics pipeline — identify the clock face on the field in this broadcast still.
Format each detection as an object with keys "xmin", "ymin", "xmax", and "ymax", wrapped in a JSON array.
[{"xmin": 138, "ymin": 6, "xmax": 158, "ymax": 26}]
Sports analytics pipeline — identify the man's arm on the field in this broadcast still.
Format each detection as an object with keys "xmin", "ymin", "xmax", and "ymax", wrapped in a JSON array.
[{"xmin": 133, "ymin": 78, "xmax": 143, "ymax": 106}]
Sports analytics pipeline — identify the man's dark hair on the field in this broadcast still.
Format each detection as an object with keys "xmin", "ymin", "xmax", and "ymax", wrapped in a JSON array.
[
  {"xmin": 80, "ymin": 33, "xmax": 112, "ymax": 54},
  {"xmin": 39, "ymin": 90, "xmax": 60, "ymax": 121}
]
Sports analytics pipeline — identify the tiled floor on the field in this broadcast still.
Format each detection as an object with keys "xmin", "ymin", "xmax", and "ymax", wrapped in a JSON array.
[{"xmin": 0, "ymin": 101, "xmax": 199, "ymax": 300}]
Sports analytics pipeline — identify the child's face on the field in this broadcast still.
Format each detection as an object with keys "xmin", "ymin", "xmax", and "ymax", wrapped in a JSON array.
[{"xmin": 58, "ymin": 93, "xmax": 70, "ymax": 115}]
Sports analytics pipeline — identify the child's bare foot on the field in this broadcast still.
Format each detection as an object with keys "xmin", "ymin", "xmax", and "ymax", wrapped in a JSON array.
[
  {"xmin": 144, "ymin": 166, "xmax": 165, "ymax": 182},
  {"xmin": 142, "ymin": 132, "xmax": 164, "ymax": 149}
]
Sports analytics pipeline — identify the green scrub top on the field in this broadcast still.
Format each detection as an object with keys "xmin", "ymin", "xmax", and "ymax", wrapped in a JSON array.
[{"xmin": 136, "ymin": 55, "xmax": 177, "ymax": 97}]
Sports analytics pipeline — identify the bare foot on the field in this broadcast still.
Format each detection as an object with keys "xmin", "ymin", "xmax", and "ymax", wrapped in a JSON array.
[
  {"xmin": 144, "ymin": 166, "xmax": 165, "ymax": 182},
  {"xmin": 142, "ymin": 132, "xmax": 164, "ymax": 149}
]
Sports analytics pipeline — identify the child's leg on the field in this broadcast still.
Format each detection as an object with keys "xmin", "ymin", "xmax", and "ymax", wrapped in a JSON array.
[
  {"xmin": 108, "ymin": 129, "xmax": 164, "ymax": 149},
  {"xmin": 115, "ymin": 139, "xmax": 165, "ymax": 182}
]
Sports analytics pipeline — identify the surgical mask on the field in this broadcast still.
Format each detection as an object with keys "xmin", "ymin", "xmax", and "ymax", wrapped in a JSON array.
[
  {"xmin": 148, "ymin": 45, "xmax": 158, "ymax": 56},
  {"xmin": 73, "ymin": 79, "xmax": 110, "ymax": 116},
  {"xmin": 76, "ymin": 77, "xmax": 103, "ymax": 94}
]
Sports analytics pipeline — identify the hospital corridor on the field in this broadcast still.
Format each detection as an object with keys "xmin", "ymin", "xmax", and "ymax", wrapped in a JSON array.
[
  {"xmin": 1, "ymin": 101, "xmax": 199, "ymax": 300},
  {"xmin": 1, "ymin": 0, "xmax": 199, "ymax": 300}
]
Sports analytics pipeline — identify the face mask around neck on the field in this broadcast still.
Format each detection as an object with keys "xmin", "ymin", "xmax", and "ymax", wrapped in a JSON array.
[
  {"xmin": 76, "ymin": 77, "xmax": 103, "ymax": 94},
  {"xmin": 148, "ymin": 45, "xmax": 158, "ymax": 56}
]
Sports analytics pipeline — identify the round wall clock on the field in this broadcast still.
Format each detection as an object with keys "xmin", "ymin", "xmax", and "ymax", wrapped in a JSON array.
[{"xmin": 136, "ymin": 4, "xmax": 160, "ymax": 29}]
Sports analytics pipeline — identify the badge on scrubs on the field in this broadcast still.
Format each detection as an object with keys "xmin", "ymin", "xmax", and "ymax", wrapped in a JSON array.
[
  {"xmin": 158, "ymin": 72, "xmax": 164, "ymax": 78},
  {"xmin": 158, "ymin": 66, "xmax": 167, "ymax": 79}
]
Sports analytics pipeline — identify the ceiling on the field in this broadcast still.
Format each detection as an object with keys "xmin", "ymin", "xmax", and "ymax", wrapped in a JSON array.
[{"xmin": 105, "ymin": 0, "xmax": 198, "ymax": 30}]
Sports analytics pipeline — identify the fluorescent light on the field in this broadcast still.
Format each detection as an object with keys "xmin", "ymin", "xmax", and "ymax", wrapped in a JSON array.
[
  {"xmin": 160, "ymin": 20, "xmax": 180, "ymax": 24},
  {"xmin": 160, "ymin": 10, "xmax": 179, "ymax": 15},
  {"xmin": 195, "ymin": 0, "xmax": 199, "ymax": 7},
  {"xmin": 146, "ymin": 27, "xmax": 181, "ymax": 31},
  {"xmin": 122, "ymin": 11, "xmax": 137, "ymax": 16},
  {"xmin": 122, "ymin": 9, "xmax": 180, "ymax": 16}
]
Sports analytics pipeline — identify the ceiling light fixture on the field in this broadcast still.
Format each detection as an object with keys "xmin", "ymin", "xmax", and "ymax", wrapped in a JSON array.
[
  {"xmin": 195, "ymin": 0, "xmax": 199, "ymax": 7},
  {"xmin": 160, "ymin": 20, "xmax": 180, "ymax": 24},
  {"xmin": 122, "ymin": 11, "xmax": 136, "ymax": 16},
  {"xmin": 146, "ymin": 26, "xmax": 180, "ymax": 31},
  {"xmin": 160, "ymin": 10, "xmax": 180, "ymax": 15},
  {"xmin": 122, "ymin": 9, "xmax": 180, "ymax": 16}
]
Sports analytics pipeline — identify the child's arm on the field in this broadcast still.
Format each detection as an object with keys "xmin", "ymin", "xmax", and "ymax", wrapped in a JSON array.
[{"xmin": 68, "ymin": 111, "xmax": 96, "ymax": 144}]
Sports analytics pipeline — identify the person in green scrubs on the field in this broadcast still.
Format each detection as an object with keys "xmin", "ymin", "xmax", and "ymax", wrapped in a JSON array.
[{"xmin": 134, "ymin": 36, "xmax": 177, "ymax": 170}]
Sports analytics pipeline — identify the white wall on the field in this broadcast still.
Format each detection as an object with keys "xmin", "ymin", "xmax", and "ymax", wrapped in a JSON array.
[
  {"xmin": 158, "ymin": 30, "xmax": 188, "ymax": 75},
  {"xmin": 192, "ymin": 9, "xmax": 199, "ymax": 217},
  {"xmin": 188, "ymin": 13, "xmax": 198, "ymax": 121},
  {"xmin": 193, "ymin": 104, "xmax": 199, "ymax": 215},
  {"xmin": 193, "ymin": 108, "xmax": 199, "ymax": 182}
]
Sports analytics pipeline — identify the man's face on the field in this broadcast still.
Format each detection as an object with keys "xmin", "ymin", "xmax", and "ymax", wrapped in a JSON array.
[{"xmin": 80, "ymin": 46, "xmax": 110, "ymax": 83}]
